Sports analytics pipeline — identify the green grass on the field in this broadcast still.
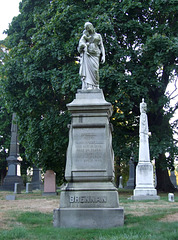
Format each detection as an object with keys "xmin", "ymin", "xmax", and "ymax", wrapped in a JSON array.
[{"xmin": 0, "ymin": 192, "xmax": 178, "ymax": 240}]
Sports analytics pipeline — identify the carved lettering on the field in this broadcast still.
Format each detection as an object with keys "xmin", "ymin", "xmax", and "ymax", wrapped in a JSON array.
[{"xmin": 69, "ymin": 196, "xmax": 107, "ymax": 203}]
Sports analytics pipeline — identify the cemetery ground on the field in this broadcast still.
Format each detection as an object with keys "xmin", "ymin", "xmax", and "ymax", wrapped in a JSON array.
[{"xmin": 0, "ymin": 190, "xmax": 177, "ymax": 240}]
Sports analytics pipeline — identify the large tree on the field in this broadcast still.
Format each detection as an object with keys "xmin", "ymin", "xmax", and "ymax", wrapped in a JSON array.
[{"xmin": 1, "ymin": 0, "xmax": 177, "ymax": 190}]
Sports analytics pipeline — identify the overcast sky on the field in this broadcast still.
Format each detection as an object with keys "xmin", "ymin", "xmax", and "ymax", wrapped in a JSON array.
[{"xmin": 0, "ymin": 0, "xmax": 21, "ymax": 40}]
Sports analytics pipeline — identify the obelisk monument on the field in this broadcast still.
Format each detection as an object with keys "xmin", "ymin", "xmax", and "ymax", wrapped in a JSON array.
[
  {"xmin": 2, "ymin": 113, "xmax": 23, "ymax": 191},
  {"xmin": 53, "ymin": 22, "xmax": 124, "ymax": 228},
  {"xmin": 132, "ymin": 99, "xmax": 159, "ymax": 200}
]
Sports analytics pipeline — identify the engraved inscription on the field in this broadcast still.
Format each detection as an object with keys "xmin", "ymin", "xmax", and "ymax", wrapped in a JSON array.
[
  {"xmin": 70, "ymin": 196, "xmax": 107, "ymax": 203},
  {"xmin": 73, "ymin": 128, "xmax": 105, "ymax": 164}
]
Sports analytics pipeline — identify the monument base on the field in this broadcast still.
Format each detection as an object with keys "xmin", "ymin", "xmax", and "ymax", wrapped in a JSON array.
[
  {"xmin": 2, "ymin": 176, "xmax": 24, "ymax": 191},
  {"xmin": 131, "ymin": 195, "xmax": 160, "ymax": 200},
  {"xmin": 53, "ymin": 207, "xmax": 124, "ymax": 228},
  {"xmin": 131, "ymin": 188, "xmax": 160, "ymax": 200}
]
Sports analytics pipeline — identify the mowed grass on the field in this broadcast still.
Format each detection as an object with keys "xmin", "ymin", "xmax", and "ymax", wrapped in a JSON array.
[{"xmin": 0, "ymin": 191, "xmax": 178, "ymax": 240}]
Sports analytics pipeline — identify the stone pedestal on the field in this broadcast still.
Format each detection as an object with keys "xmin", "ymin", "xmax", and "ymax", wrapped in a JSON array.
[
  {"xmin": 131, "ymin": 162, "xmax": 159, "ymax": 200},
  {"xmin": 53, "ymin": 89, "xmax": 124, "ymax": 228}
]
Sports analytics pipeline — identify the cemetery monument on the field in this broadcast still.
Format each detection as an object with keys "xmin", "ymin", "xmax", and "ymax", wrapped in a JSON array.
[
  {"xmin": 2, "ymin": 113, "xmax": 24, "ymax": 191},
  {"xmin": 131, "ymin": 99, "xmax": 159, "ymax": 200},
  {"xmin": 126, "ymin": 153, "xmax": 135, "ymax": 189},
  {"xmin": 31, "ymin": 165, "xmax": 43, "ymax": 190},
  {"xmin": 53, "ymin": 22, "xmax": 124, "ymax": 228}
]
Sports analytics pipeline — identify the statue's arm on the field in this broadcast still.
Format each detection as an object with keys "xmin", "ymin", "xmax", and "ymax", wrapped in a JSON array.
[
  {"xmin": 99, "ymin": 35, "xmax": 105, "ymax": 63},
  {"xmin": 78, "ymin": 35, "xmax": 87, "ymax": 54}
]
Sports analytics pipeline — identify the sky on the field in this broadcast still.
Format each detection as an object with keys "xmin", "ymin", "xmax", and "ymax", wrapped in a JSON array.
[
  {"xmin": 0, "ymin": 0, "xmax": 177, "ymax": 122},
  {"xmin": 0, "ymin": 0, "xmax": 21, "ymax": 40}
]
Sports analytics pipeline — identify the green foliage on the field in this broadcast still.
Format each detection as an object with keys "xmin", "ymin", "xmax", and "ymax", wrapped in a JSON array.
[{"xmin": 0, "ymin": 0, "xmax": 177, "ymax": 187}]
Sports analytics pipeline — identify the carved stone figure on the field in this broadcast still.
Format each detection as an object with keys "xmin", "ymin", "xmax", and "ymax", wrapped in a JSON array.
[{"xmin": 78, "ymin": 22, "xmax": 105, "ymax": 90}]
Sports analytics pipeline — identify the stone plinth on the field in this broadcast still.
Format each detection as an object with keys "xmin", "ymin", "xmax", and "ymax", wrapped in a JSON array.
[
  {"xmin": 53, "ymin": 89, "xmax": 124, "ymax": 228},
  {"xmin": 131, "ymin": 162, "xmax": 160, "ymax": 200}
]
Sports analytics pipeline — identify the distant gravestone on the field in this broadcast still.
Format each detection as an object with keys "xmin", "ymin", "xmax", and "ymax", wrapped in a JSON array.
[
  {"xmin": 31, "ymin": 166, "xmax": 43, "ymax": 190},
  {"xmin": 26, "ymin": 183, "xmax": 32, "ymax": 193},
  {"xmin": 170, "ymin": 171, "xmax": 178, "ymax": 188},
  {"xmin": 14, "ymin": 183, "xmax": 21, "ymax": 194},
  {"xmin": 131, "ymin": 99, "xmax": 159, "ymax": 200},
  {"xmin": 6, "ymin": 195, "xmax": 16, "ymax": 200},
  {"xmin": 126, "ymin": 156, "xmax": 135, "ymax": 189},
  {"xmin": 119, "ymin": 176, "xmax": 123, "ymax": 189},
  {"xmin": 2, "ymin": 113, "xmax": 24, "ymax": 191},
  {"xmin": 43, "ymin": 170, "xmax": 56, "ymax": 195},
  {"xmin": 168, "ymin": 193, "xmax": 174, "ymax": 202}
]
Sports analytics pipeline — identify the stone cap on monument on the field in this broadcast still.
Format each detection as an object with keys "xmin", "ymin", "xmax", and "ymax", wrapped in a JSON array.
[{"xmin": 67, "ymin": 89, "xmax": 113, "ymax": 116}]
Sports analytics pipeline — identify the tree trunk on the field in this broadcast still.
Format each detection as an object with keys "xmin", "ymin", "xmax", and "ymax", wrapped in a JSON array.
[{"xmin": 155, "ymin": 154, "xmax": 176, "ymax": 192}]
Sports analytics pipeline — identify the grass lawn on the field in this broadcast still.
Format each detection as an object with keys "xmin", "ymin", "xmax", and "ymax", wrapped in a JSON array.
[{"xmin": 0, "ymin": 190, "xmax": 177, "ymax": 240}]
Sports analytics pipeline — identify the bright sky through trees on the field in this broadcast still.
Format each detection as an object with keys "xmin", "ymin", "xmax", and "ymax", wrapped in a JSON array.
[
  {"xmin": 0, "ymin": 0, "xmax": 21, "ymax": 40},
  {"xmin": 0, "ymin": 0, "xmax": 177, "ymax": 121}
]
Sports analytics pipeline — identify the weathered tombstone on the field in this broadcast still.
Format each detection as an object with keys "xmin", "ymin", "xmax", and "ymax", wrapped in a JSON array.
[
  {"xmin": 26, "ymin": 183, "xmax": 32, "ymax": 193},
  {"xmin": 131, "ymin": 99, "xmax": 160, "ymax": 200},
  {"xmin": 14, "ymin": 183, "xmax": 21, "ymax": 194},
  {"xmin": 6, "ymin": 195, "xmax": 16, "ymax": 200},
  {"xmin": 170, "ymin": 171, "xmax": 178, "ymax": 188},
  {"xmin": 168, "ymin": 193, "xmax": 174, "ymax": 202},
  {"xmin": 119, "ymin": 176, "xmax": 123, "ymax": 189},
  {"xmin": 2, "ymin": 113, "xmax": 24, "ymax": 191},
  {"xmin": 126, "ymin": 155, "xmax": 135, "ymax": 189},
  {"xmin": 31, "ymin": 166, "xmax": 43, "ymax": 190},
  {"xmin": 43, "ymin": 170, "xmax": 56, "ymax": 195}
]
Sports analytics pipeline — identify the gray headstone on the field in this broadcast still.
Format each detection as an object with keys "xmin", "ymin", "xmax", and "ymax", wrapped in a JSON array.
[
  {"xmin": 31, "ymin": 166, "xmax": 43, "ymax": 190},
  {"xmin": 26, "ymin": 183, "xmax": 32, "ymax": 193},
  {"xmin": 126, "ymin": 157, "xmax": 135, "ymax": 189},
  {"xmin": 6, "ymin": 195, "xmax": 16, "ymax": 200},
  {"xmin": 14, "ymin": 183, "xmax": 21, "ymax": 194},
  {"xmin": 119, "ymin": 176, "xmax": 123, "ymax": 189}
]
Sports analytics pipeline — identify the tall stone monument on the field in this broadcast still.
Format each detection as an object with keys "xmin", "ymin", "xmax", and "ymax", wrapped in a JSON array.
[
  {"xmin": 131, "ymin": 99, "xmax": 159, "ymax": 200},
  {"xmin": 2, "ymin": 113, "xmax": 24, "ymax": 191},
  {"xmin": 53, "ymin": 89, "xmax": 124, "ymax": 228},
  {"xmin": 53, "ymin": 21, "xmax": 124, "ymax": 229}
]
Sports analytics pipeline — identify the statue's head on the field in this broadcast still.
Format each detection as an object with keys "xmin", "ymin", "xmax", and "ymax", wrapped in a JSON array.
[
  {"xmin": 84, "ymin": 22, "xmax": 95, "ymax": 33},
  {"xmin": 140, "ymin": 98, "xmax": 147, "ymax": 113}
]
